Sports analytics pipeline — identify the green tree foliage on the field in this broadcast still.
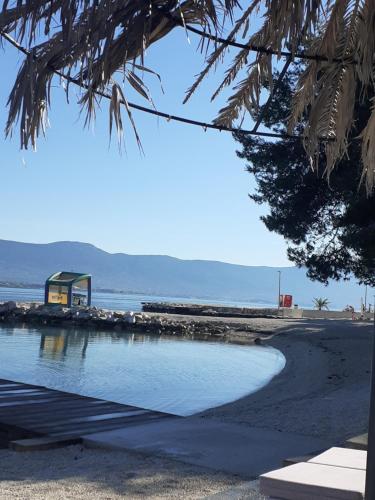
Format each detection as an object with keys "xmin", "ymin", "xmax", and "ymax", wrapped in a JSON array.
[
  {"xmin": 234, "ymin": 70, "xmax": 375, "ymax": 286},
  {"xmin": 313, "ymin": 298, "xmax": 330, "ymax": 311}
]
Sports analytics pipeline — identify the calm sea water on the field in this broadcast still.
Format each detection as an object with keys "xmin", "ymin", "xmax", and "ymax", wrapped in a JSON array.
[
  {"xmin": 0, "ymin": 325, "xmax": 285, "ymax": 416},
  {"xmin": 0, "ymin": 287, "xmax": 274, "ymax": 312}
]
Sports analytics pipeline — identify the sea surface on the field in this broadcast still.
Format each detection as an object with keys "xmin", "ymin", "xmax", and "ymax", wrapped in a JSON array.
[
  {"xmin": 0, "ymin": 325, "xmax": 286, "ymax": 416},
  {"xmin": 0, "ymin": 286, "xmax": 275, "ymax": 312}
]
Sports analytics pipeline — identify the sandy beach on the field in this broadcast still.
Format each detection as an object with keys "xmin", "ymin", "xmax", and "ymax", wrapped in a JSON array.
[
  {"xmin": 0, "ymin": 317, "xmax": 372, "ymax": 498},
  {"xmin": 202, "ymin": 318, "xmax": 373, "ymax": 443}
]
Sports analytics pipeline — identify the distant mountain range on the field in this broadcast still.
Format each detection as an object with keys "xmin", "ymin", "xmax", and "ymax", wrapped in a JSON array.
[{"xmin": 0, "ymin": 239, "xmax": 369, "ymax": 309}]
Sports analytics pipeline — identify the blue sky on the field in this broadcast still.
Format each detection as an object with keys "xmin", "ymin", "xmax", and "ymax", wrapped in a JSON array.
[{"xmin": 0, "ymin": 23, "xmax": 290, "ymax": 266}]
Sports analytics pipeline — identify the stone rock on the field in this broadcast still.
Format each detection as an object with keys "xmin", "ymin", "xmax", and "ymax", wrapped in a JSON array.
[
  {"xmin": 0, "ymin": 301, "xmax": 17, "ymax": 314},
  {"xmin": 74, "ymin": 310, "xmax": 92, "ymax": 320},
  {"xmin": 124, "ymin": 311, "xmax": 136, "ymax": 324},
  {"xmin": 40, "ymin": 306, "xmax": 71, "ymax": 319},
  {"xmin": 105, "ymin": 316, "xmax": 117, "ymax": 324}
]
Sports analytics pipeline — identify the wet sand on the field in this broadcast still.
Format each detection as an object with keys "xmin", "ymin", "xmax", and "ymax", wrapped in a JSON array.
[{"xmin": 201, "ymin": 318, "xmax": 373, "ymax": 443}]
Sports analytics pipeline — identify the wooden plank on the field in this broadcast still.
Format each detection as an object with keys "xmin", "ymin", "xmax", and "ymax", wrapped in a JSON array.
[
  {"xmin": 0, "ymin": 384, "xmax": 24, "ymax": 389},
  {"xmin": 0, "ymin": 380, "xmax": 112, "ymax": 404},
  {"xmin": 0, "ymin": 389, "xmax": 48, "ymax": 397},
  {"xmin": 34, "ymin": 411, "xmax": 172, "ymax": 436},
  {"xmin": 0, "ymin": 393, "xmax": 86, "ymax": 406},
  {"xmin": 4, "ymin": 403, "xmax": 145, "ymax": 425},
  {"xmin": 0, "ymin": 388, "xmax": 67, "ymax": 397},
  {"xmin": 50, "ymin": 414, "xmax": 174, "ymax": 438},
  {"xmin": 0, "ymin": 380, "xmax": 51, "ymax": 391},
  {"xmin": 0, "ymin": 379, "xmax": 177, "ymax": 443},
  {"xmin": 0, "ymin": 390, "xmax": 151, "ymax": 416},
  {"xmin": 0, "ymin": 384, "xmax": 44, "ymax": 391},
  {"xmin": 43, "ymin": 409, "xmax": 149, "ymax": 426},
  {"xmin": 0, "ymin": 398, "xmax": 121, "ymax": 415},
  {"xmin": 0, "ymin": 397, "xmax": 65, "ymax": 408},
  {"xmin": 0, "ymin": 392, "xmax": 63, "ymax": 403},
  {"xmin": 0, "ymin": 397, "xmax": 83, "ymax": 409},
  {"xmin": 24, "ymin": 409, "xmax": 152, "ymax": 431},
  {"xmin": 0, "ymin": 399, "xmax": 112, "ymax": 419},
  {"xmin": 13, "ymin": 409, "xmax": 151, "ymax": 433}
]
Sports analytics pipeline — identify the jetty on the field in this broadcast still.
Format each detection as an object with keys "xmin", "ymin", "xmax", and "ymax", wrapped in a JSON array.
[
  {"xmin": 142, "ymin": 302, "xmax": 370, "ymax": 320},
  {"xmin": 0, "ymin": 378, "xmax": 176, "ymax": 451}
]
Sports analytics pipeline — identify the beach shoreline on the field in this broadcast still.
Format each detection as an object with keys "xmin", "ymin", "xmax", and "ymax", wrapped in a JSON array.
[
  {"xmin": 201, "ymin": 318, "xmax": 373, "ymax": 444},
  {"xmin": 0, "ymin": 303, "xmax": 372, "ymax": 442},
  {"xmin": 0, "ymin": 314, "xmax": 372, "ymax": 498}
]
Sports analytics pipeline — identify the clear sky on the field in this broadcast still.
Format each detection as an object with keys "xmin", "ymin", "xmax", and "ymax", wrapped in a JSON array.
[{"xmin": 0, "ymin": 23, "xmax": 290, "ymax": 267}]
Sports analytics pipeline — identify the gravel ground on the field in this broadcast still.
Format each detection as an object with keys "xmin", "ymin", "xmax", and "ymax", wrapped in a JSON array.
[{"xmin": 0, "ymin": 445, "xmax": 265, "ymax": 499}]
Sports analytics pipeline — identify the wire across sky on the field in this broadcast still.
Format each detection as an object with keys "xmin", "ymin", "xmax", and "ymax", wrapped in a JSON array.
[{"xmin": 0, "ymin": 15, "xmax": 343, "ymax": 143}]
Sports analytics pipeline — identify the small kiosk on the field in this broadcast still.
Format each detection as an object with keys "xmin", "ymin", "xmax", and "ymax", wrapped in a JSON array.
[{"xmin": 44, "ymin": 272, "xmax": 92, "ymax": 307}]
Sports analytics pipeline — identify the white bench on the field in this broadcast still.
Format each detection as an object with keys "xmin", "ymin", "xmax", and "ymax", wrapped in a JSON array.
[{"xmin": 260, "ymin": 447, "xmax": 366, "ymax": 499}]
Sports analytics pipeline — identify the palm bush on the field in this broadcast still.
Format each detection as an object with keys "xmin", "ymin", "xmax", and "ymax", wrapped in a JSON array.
[{"xmin": 313, "ymin": 298, "xmax": 330, "ymax": 311}]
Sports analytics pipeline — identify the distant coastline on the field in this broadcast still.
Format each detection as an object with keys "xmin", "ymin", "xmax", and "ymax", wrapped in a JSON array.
[
  {"xmin": 0, "ymin": 282, "xmax": 42, "ymax": 290},
  {"xmin": 0, "ymin": 283, "xmax": 276, "ymax": 307},
  {"xmin": 0, "ymin": 239, "xmax": 365, "ymax": 308}
]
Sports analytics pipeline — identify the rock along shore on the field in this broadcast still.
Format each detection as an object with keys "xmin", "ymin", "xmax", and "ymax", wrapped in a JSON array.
[{"xmin": 0, "ymin": 301, "xmax": 262, "ymax": 343}]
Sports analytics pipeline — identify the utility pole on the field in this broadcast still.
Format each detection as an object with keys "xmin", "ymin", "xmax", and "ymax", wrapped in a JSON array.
[
  {"xmin": 365, "ymin": 285, "xmax": 368, "ymax": 311},
  {"xmin": 277, "ymin": 271, "xmax": 281, "ymax": 314},
  {"xmin": 365, "ymin": 295, "xmax": 375, "ymax": 499}
]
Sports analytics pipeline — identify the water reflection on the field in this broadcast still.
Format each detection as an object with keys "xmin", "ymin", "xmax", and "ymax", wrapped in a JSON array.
[
  {"xmin": 0, "ymin": 325, "xmax": 286, "ymax": 416},
  {"xmin": 40, "ymin": 331, "xmax": 89, "ymax": 359},
  {"xmin": 38, "ymin": 329, "xmax": 162, "ymax": 361}
]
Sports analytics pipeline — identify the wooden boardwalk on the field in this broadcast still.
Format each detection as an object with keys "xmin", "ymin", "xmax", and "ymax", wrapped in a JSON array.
[{"xmin": 0, "ymin": 378, "xmax": 177, "ymax": 448}]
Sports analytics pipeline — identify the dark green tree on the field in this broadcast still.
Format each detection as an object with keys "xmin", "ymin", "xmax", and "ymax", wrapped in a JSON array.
[{"xmin": 234, "ymin": 70, "xmax": 375, "ymax": 286}]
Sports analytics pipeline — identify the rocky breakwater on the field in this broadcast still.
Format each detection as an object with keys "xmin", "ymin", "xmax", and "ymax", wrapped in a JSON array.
[
  {"xmin": 142, "ymin": 302, "xmax": 303, "ymax": 319},
  {"xmin": 0, "ymin": 301, "xmax": 260, "ymax": 342},
  {"xmin": 142, "ymin": 302, "xmax": 280, "ymax": 318}
]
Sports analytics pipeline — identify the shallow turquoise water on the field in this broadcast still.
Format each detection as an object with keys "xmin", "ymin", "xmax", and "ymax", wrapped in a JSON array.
[{"xmin": 0, "ymin": 325, "xmax": 285, "ymax": 416}]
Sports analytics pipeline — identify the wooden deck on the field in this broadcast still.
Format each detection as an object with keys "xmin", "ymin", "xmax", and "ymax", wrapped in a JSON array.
[{"xmin": 0, "ymin": 378, "xmax": 177, "ymax": 448}]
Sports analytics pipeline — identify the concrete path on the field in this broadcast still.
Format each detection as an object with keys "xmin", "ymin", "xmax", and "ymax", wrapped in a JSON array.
[{"xmin": 83, "ymin": 417, "xmax": 330, "ymax": 478}]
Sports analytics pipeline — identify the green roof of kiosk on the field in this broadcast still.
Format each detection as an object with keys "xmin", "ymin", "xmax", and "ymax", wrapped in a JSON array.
[
  {"xmin": 45, "ymin": 272, "xmax": 92, "ymax": 307},
  {"xmin": 46, "ymin": 272, "xmax": 91, "ymax": 284}
]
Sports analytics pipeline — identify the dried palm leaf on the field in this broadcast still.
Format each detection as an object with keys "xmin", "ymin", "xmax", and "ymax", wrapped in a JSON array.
[
  {"xmin": 3, "ymin": 0, "xmax": 375, "ymax": 193},
  {"xmin": 360, "ymin": 98, "xmax": 375, "ymax": 191},
  {"xmin": 4, "ymin": 0, "xmax": 226, "ymax": 149},
  {"xmin": 183, "ymin": 0, "xmax": 261, "ymax": 104}
]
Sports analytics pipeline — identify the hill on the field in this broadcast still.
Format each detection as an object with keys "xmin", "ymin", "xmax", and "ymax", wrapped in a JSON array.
[{"xmin": 0, "ymin": 239, "xmax": 368, "ymax": 309}]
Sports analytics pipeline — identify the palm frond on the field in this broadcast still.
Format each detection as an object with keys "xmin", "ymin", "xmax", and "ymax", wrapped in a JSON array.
[
  {"xmin": 360, "ymin": 98, "xmax": 375, "ymax": 192},
  {"xmin": 184, "ymin": 0, "xmax": 261, "ymax": 104},
  {"xmin": 3, "ymin": 0, "xmax": 375, "ymax": 192},
  {"xmin": 4, "ymin": 0, "xmax": 219, "ymax": 149}
]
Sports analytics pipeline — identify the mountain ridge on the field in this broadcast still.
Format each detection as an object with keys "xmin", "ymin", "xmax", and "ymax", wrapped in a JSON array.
[{"xmin": 0, "ymin": 238, "xmax": 367, "ymax": 308}]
